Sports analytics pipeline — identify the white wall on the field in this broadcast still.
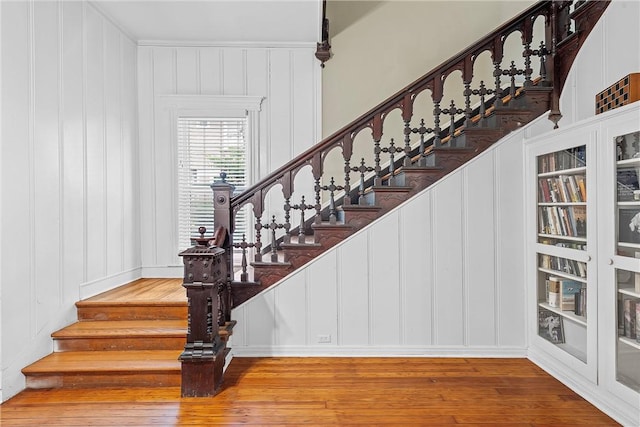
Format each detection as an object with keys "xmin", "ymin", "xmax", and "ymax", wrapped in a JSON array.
[
  {"xmin": 137, "ymin": 44, "xmax": 321, "ymax": 275},
  {"xmin": 323, "ymin": 0, "xmax": 536, "ymax": 137},
  {"xmin": 0, "ymin": 1, "xmax": 139, "ymax": 400},
  {"xmin": 231, "ymin": 127, "xmax": 529, "ymax": 356}
]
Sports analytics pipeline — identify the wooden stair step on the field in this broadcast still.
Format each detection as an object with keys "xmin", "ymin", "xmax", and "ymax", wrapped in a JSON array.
[
  {"xmin": 280, "ymin": 241, "xmax": 324, "ymax": 269},
  {"xmin": 364, "ymin": 185, "xmax": 413, "ymax": 212},
  {"xmin": 52, "ymin": 320, "xmax": 187, "ymax": 352},
  {"xmin": 396, "ymin": 166, "xmax": 446, "ymax": 192},
  {"xmin": 75, "ymin": 301, "xmax": 187, "ymax": 321},
  {"xmin": 337, "ymin": 204, "xmax": 382, "ymax": 230},
  {"xmin": 311, "ymin": 222, "xmax": 354, "ymax": 250},
  {"xmin": 425, "ymin": 146, "xmax": 476, "ymax": 169},
  {"xmin": 22, "ymin": 350, "xmax": 182, "ymax": 389}
]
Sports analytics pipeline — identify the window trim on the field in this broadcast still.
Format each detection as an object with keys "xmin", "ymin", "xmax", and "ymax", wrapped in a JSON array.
[{"xmin": 156, "ymin": 95, "xmax": 264, "ymax": 252}]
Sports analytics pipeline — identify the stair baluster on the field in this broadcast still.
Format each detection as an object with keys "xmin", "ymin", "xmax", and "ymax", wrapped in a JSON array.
[
  {"xmin": 352, "ymin": 158, "xmax": 375, "ymax": 205},
  {"xmin": 380, "ymin": 139, "xmax": 403, "ymax": 186},
  {"xmin": 233, "ymin": 234, "xmax": 255, "ymax": 282},
  {"xmin": 291, "ymin": 196, "xmax": 313, "ymax": 243}
]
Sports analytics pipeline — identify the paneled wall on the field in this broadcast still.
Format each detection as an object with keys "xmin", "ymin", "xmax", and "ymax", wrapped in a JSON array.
[
  {"xmin": 231, "ymin": 128, "xmax": 529, "ymax": 356},
  {"xmin": 137, "ymin": 44, "xmax": 321, "ymax": 275},
  {"xmin": 0, "ymin": 1, "xmax": 139, "ymax": 399}
]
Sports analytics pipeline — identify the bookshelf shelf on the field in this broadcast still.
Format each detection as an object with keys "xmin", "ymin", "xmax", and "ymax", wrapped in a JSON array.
[
  {"xmin": 619, "ymin": 287, "xmax": 640, "ymax": 299},
  {"xmin": 538, "ymin": 267, "xmax": 587, "ymax": 283},
  {"xmin": 618, "ymin": 242, "xmax": 640, "ymax": 250},
  {"xmin": 557, "ymin": 342, "xmax": 587, "ymax": 363},
  {"xmin": 617, "ymin": 201, "xmax": 640, "ymax": 207},
  {"xmin": 538, "ymin": 166, "xmax": 587, "ymax": 178},
  {"xmin": 618, "ymin": 336, "xmax": 640, "ymax": 351},
  {"xmin": 617, "ymin": 158, "xmax": 640, "ymax": 168},
  {"xmin": 539, "ymin": 202, "xmax": 587, "ymax": 207},
  {"xmin": 538, "ymin": 302, "xmax": 587, "ymax": 326},
  {"xmin": 537, "ymin": 233, "xmax": 587, "ymax": 243}
]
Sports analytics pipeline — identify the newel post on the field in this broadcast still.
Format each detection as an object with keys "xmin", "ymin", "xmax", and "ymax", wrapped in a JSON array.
[
  {"xmin": 178, "ymin": 227, "xmax": 228, "ymax": 397},
  {"xmin": 211, "ymin": 174, "xmax": 234, "ymax": 286}
]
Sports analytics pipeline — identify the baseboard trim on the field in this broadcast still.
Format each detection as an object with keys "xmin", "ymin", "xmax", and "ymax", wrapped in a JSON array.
[
  {"xmin": 79, "ymin": 268, "xmax": 142, "ymax": 299},
  {"xmin": 230, "ymin": 345, "xmax": 527, "ymax": 358},
  {"xmin": 528, "ymin": 348, "xmax": 640, "ymax": 427},
  {"xmin": 141, "ymin": 266, "xmax": 183, "ymax": 278}
]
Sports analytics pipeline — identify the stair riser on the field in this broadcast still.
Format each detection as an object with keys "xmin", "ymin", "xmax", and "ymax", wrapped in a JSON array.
[
  {"xmin": 486, "ymin": 111, "xmax": 534, "ymax": 133},
  {"xmin": 399, "ymin": 171, "xmax": 444, "ymax": 194},
  {"xmin": 283, "ymin": 249, "xmax": 325, "ymax": 270},
  {"xmin": 364, "ymin": 190, "xmax": 411, "ymax": 213},
  {"xmin": 54, "ymin": 337, "xmax": 186, "ymax": 352},
  {"xmin": 77, "ymin": 305, "xmax": 187, "ymax": 321},
  {"xmin": 312, "ymin": 228, "xmax": 354, "ymax": 251},
  {"xmin": 337, "ymin": 209, "xmax": 379, "ymax": 230},
  {"xmin": 25, "ymin": 372, "xmax": 181, "ymax": 389},
  {"xmin": 252, "ymin": 265, "xmax": 294, "ymax": 288}
]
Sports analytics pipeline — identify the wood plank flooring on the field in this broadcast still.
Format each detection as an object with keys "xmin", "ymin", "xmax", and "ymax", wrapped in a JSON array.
[{"xmin": 2, "ymin": 357, "xmax": 619, "ymax": 426}]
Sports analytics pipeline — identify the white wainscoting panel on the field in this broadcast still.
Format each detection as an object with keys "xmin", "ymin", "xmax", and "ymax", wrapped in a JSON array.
[
  {"xmin": 232, "ymin": 130, "xmax": 529, "ymax": 356},
  {"xmin": 1, "ymin": 1, "xmax": 139, "ymax": 400},
  {"xmin": 137, "ymin": 44, "xmax": 321, "ymax": 273}
]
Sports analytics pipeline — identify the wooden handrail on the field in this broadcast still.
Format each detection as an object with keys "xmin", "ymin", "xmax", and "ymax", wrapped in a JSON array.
[{"xmin": 233, "ymin": 1, "xmax": 553, "ymax": 209}]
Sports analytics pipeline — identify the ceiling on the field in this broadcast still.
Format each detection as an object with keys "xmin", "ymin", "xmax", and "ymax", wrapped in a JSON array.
[{"xmin": 91, "ymin": 0, "xmax": 322, "ymax": 44}]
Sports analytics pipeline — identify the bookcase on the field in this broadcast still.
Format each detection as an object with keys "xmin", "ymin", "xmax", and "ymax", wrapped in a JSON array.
[
  {"xmin": 526, "ymin": 103, "xmax": 640, "ymax": 425},
  {"xmin": 613, "ymin": 130, "xmax": 640, "ymax": 393},
  {"xmin": 527, "ymin": 126, "xmax": 597, "ymax": 382}
]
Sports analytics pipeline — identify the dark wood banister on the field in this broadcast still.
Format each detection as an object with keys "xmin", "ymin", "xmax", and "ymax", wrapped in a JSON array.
[{"xmin": 232, "ymin": 1, "xmax": 553, "ymax": 209}]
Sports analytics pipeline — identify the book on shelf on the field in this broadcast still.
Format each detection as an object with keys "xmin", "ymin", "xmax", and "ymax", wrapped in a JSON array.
[
  {"xmin": 560, "ymin": 280, "xmax": 583, "ymax": 311},
  {"xmin": 637, "ymin": 303, "xmax": 640, "ymax": 343},
  {"xmin": 574, "ymin": 287, "xmax": 587, "ymax": 317},
  {"xmin": 577, "ymin": 176, "xmax": 587, "ymax": 202},
  {"xmin": 547, "ymin": 276, "xmax": 561, "ymax": 308},
  {"xmin": 538, "ymin": 308, "xmax": 565, "ymax": 344},
  {"xmin": 623, "ymin": 298, "xmax": 637, "ymax": 339},
  {"xmin": 617, "ymin": 168, "xmax": 639, "ymax": 202},
  {"xmin": 540, "ymin": 254, "xmax": 586, "ymax": 278},
  {"xmin": 618, "ymin": 209, "xmax": 640, "ymax": 244},
  {"xmin": 573, "ymin": 206, "xmax": 586, "ymax": 237}
]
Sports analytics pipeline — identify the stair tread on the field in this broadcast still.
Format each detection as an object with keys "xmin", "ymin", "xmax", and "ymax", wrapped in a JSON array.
[
  {"xmin": 23, "ymin": 350, "xmax": 182, "ymax": 374},
  {"xmin": 52, "ymin": 320, "xmax": 187, "ymax": 339},
  {"xmin": 76, "ymin": 300, "xmax": 187, "ymax": 307},
  {"xmin": 369, "ymin": 185, "xmax": 413, "ymax": 192},
  {"xmin": 338, "ymin": 204, "xmax": 381, "ymax": 211}
]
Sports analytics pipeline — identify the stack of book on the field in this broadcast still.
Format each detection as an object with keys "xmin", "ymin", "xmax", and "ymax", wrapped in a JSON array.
[{"xmin": 546, "ymin": 276, "xmax": 586, "ymax": 317}]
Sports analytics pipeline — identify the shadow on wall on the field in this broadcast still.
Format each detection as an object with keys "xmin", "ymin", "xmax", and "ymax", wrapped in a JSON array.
[{"xmin": 327, "ymin": 1, "xmax": 385, "ymax": 37}]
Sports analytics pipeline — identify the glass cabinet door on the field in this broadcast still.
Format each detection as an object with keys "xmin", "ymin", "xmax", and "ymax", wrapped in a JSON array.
[
  {"xmin": 537, "ymin": 146, "xmax": 587, "ymax": 250},
  {"xmin": 535, "ymin": 145, "xmax": 590, "ymax": 362},
  {"xmin": 614, "ymin": 130, "xmax": 640, "ymax": 392}
]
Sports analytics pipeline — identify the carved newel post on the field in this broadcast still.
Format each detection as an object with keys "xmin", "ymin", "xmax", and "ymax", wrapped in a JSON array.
[{"xmin": 178, "ymin": 227, "xmax": 228, "ymax": 397}]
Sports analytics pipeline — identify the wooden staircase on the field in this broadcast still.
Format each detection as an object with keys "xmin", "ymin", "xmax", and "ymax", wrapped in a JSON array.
[
  {"xmin": 21, "ymin": 279, "xmax": 234, "ymax": 389},
  {"xmin": 229, "ymin": 87, "xmax": 555, "ymax": 306},
  {"xmin": 19, "ymin": 0, "xmax": 610, "ymax": 396},
  {"xmin": 218, "ymin": 1, "xmax": 610, "ymax": 308}
]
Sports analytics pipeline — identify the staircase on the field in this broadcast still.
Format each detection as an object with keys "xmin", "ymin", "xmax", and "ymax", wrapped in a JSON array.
[
  {"xmin": 20, "ymin": 0, "xmax": 609, "ymax": 395},
  {"xmin": 22, "ymin": 279, "xmax": 235, "ymax": 389},
  {"xmin": 217, "ymin": 0, "xmax": 610, "ymax": 307}
]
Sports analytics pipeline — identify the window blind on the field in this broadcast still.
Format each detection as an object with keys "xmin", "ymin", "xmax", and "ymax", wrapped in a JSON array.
[{"xmin": 177, "ymin": 117, "xmax": 248, "ymax": 250}]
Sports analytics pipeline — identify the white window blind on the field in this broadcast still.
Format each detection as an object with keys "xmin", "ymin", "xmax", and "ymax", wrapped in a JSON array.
[{"xmin": 177, "ymin": 117, "xmax": 248, "ymax": 249}]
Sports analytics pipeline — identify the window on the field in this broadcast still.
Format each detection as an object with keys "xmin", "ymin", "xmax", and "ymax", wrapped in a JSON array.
[{"xmin": 177, "ymin": 117, "xmax": 248, "ymax": 249}]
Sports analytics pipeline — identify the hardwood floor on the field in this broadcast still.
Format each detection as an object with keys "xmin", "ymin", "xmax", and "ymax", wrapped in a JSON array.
[{"xmin": 1, "ymin": 357, "xmax": 619, "ymax": 426}]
